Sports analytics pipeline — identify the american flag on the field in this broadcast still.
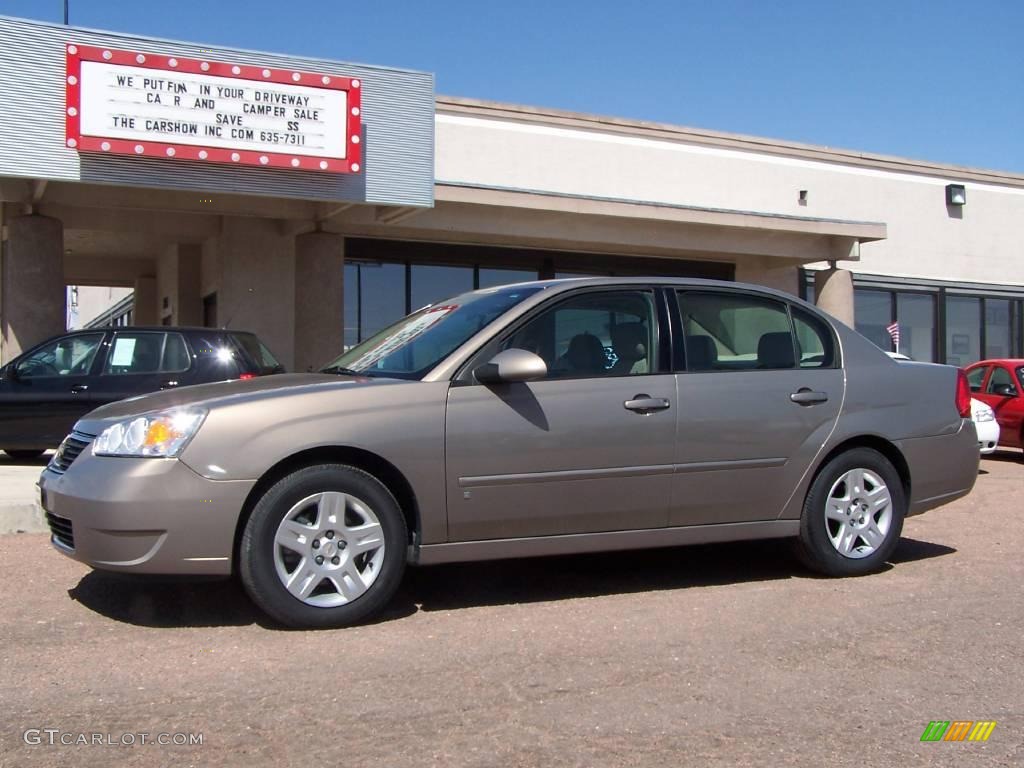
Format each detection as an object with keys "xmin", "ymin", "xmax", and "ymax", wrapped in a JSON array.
[{"xmin": 886, "ymin": 321, "xmax": 900, "ymax": 348}]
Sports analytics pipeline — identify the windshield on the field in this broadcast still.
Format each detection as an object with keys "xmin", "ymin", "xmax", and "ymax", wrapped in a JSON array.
[{"xmin": 322, "ymin": 284, "xmax": 543, "ymax": 379}]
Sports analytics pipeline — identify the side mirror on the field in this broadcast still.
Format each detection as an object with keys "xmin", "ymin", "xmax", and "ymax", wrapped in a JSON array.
[
  {"xmin": 1, "ymin": 364, "xmax": 17, "ymax": 383},
  {"xmin": 993, "ymin": 384, "xmax": 1018, "ymax": 397},
  {"xmin": 474, "ymin": 348, "xmax": 547, "ymax": 385}
]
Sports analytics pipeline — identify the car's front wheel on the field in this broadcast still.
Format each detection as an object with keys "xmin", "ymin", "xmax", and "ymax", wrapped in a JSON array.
[
  {"xmin": 795, "ymin": 447, "xmax": 905, "ymax": 576},
  {"xmin": 239, "ymin": 464, "xmax": 407, "ymax": 628}
]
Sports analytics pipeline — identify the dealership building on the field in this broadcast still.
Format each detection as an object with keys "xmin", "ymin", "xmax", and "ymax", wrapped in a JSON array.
[{"xmin": 1, "ymin": 14, "xmax": 1022, "ymax": 371}]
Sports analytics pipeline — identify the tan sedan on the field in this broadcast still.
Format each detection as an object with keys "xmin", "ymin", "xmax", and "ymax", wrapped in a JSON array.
[{"xmin": 39, "ymin": 278, "xmax": 979, "ymax": 627}]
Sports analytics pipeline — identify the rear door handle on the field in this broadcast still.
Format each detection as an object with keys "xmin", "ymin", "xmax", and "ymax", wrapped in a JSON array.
[
  {"xmin": 160, "ymin": 380, "xmax": 179, "ymax": 390},
  {"xmin": 790, "ymin": 388, "xmax": 828, "ymax": 405},
  {"xmin": 624, "ymin": 394, "xmax": 671, "ymax": 414},
  {"xmin": 69, "ymin": 384, "xmax": 88, "ymax": 394}
]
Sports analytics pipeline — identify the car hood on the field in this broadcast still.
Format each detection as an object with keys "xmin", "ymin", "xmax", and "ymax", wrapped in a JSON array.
[{"xmin": 74, "ymin": 373, "xmax": 404, "ymax": 434}]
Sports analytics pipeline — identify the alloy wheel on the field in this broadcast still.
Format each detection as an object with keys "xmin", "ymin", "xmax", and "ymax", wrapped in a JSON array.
[
  {"xmin": 273, "ymin": 491, "xmax": 386, "ymax": 607},
  {"xmin": 823, "ymin": 468, "xmax": 893, "ymax": 559}
]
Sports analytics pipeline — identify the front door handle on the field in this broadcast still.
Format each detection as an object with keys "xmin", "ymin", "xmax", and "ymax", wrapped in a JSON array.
[
  {"xmin": 790, "ymin": 388, "xmax": 828, "ymax": 405},
  {"xmin": 624, "ymin": 394, "xmax": 671, "ymax": 414},
  {"xmin": 160, "ymin": 380, "xmax": 179, "ymax": 390},
  {"xmin": 70, "ymin": 384, "xmax": 88, "ymax": 394}
]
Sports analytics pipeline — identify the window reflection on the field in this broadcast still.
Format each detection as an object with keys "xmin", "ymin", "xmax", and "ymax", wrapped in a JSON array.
[
  {"xmin": 985, "ymin": 299, "xmax": 1011, "ymax": 359},
  {"xmin": 854, "ymin": 290, "xmax": 892, "ymax": 351},
  {"xmin": 478, "ymin": 268, "xmax": 537, "ymax": 289},
  {"xmin": 946, "ymin": 296, "xmax": 981, "ymax": 366},
  {"xmin": 896, "ymin": 293, "xmax": 935, "ymax": 362},
  {"xmin": 410, "ymin": 265, "xmax": 473, "ymax": 312}
]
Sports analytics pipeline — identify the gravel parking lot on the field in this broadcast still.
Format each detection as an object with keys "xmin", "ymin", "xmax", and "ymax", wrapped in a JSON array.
[{"xmin": 1, "ymin": 453, "xmax": 1021, "ymax": 767}]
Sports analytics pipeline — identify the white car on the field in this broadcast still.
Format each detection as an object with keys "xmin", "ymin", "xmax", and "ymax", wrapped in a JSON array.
[{"xmin": 972, "ymin": 398, "xmax": 1000, "ymax": 454}]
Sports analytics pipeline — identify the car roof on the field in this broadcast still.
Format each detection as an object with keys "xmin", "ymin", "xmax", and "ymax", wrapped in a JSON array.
[
  {"xmin": 480, "ymin": 276, "xmax": 813, "ymax": 305},
  {"xmin": 70, "ymin": 326, "xmax": 255, "ymax": 334},
  {"xmin": 969, "ymin": 358, "xmax": 1024, "ymax": 366}
]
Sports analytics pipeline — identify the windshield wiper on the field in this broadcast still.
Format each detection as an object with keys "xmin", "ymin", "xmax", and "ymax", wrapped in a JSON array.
[{"xmin": 320, "ymin": 365, "xmax": 367, "ymax": 376}]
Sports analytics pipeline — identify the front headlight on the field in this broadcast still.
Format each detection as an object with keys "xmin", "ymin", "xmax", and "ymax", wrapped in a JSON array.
[
  {"xmin": 973, "ymin": 408, "xmax": 995, "ymax": 423},
  {"xmin": 92, "ymin": 407, "xmax": 207, "ymax": 458}
]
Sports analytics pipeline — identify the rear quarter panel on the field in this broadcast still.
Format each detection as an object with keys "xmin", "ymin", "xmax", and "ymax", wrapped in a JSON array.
[{"xmin": 779, "ymin": 323, "xmax": 977, "ymax": 519}]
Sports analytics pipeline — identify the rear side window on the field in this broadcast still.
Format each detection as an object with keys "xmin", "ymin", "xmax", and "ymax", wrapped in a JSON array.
[
  {"xmin": 229, "ymin": 333, "xmax": 283, "ymax": 374},
  {"xmin": 103, "ymin": 332, "xmax": 192, "ymax": 375},
  {"xmin": 966, "ymin": 366, "xmax": 988, "ymax": 392},
  {"xmin": 677, "ymin": 292, "xmax": 795, "ymax": 371},
  {"xmin": 792, "ymin": 308, "xmax": 836, "ymax": 368}
]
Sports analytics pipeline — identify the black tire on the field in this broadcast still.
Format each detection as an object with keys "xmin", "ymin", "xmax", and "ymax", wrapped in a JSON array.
[
  {"xmin": 795, "ymin": 447, "xmax": 906, "ymax": 577},
  {"xmin": 3, "ymin": 449, "xmax": 45, "ymax": 461},
  {"xmin": 239, "ymin": 464, "xmax": 407, "ymax": 628}
]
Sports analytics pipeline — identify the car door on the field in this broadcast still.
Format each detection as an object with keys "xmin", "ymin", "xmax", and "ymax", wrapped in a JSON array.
[
  {"xmin": 984, "ymin": 365, "xmax": 1023, "ymax": 448},
  {"xmin": 668, "ymin": 290, "xmax": 844, "ymax": 526},
  {"xmin": 0, "ymin": 332, "xmax": 106, "ymax": 447},
  {"xmin": 89, "ymin": 330, "xmax": 191, "ymax": 407},
  {"xmin": 444, "ymin": 287, "xmax": 676, "ymax": 541}
]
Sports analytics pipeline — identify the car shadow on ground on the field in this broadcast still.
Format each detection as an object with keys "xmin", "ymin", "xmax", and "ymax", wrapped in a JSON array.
[
  {"xmin": 66, "ymin": 536, "xmax": 956, "ymax": 630},
  {"xmin": 980, "ymin": 450, "xmax": 1023, "ymax": 465},
  {"xmin": 0, "ymin": 452, "xmax": 52, "ymax": 467}
]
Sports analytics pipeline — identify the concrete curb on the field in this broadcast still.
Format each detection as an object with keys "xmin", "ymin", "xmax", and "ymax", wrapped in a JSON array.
[{"xmin": 0, "ymin": 502, "xmax": 48, "ymax": 535}]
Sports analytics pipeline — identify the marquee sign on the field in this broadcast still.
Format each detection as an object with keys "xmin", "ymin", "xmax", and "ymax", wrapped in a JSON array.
[{"xmin": 64, "ymin": 43, "xmax": 362, "ymax": 173}]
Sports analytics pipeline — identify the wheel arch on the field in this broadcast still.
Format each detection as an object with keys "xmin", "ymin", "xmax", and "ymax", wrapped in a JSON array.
[
  {"xmin": 812, "ymin": 435, "xmax": 912, "ymax": 501},
  {"xmin": 231, "ymin": 446, "xmax": 421, "ymax": 572}
]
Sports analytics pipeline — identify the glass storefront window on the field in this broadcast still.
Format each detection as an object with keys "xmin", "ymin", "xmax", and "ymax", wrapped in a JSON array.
[
  {"xmin": 945, "ymin": 296, "xmax": 981, "ymax": 366},
  {"xmin": 356, "ymin": 263, "xmax": 407, "ymax": 345},
  {"xmin": 343, "ymin": 263, "xmax": 360, "ymax": 350},
  {"xmin": 410, "ymin": 265, "xmax": 473, "ymax": 312},
  {"xmin": 854, "ymin": 289, "xmax": 892, "ymax": 351},
  {"xmin": 478, "ymin": 268, "xmax": 537, "ymax": 289},
  {"xmin": 985, "ymin": 299, "xmax": 1012, "ymax": 359},
  {"xmin": 896, "ymin": 293, "xmax": 935, "ymax": 362}
]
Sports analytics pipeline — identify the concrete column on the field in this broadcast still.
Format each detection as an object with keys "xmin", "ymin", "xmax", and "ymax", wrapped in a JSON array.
[
  {"xmin": 1, "ymin": 214, "xmax": 64, "ymax": 362},
  {"xmin": 157, "ymin": 243, "xmax": 203, "ymax": 326},
  {"xmin": 814, "ymin": 265, "xmax": 855, "ymax": 327},
  {"xmin": 218, "ymin": 217, "xmax": 296, "ymax": 369},
  {"xmin": 294, "ymin": 231, "xmax": 344, "ymax": 372},
  {"xmin": 132, "ymin": 276, "xmax": 158, "ymax": 326}
]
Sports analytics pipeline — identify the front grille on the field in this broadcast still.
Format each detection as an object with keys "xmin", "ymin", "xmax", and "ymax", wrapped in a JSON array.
[
  {"xmin": 46, "ymin": 511, "xmax": 74, "ymax": 550},
  {"xmin": 49, "ymin": 433, "xmax": 93, "ymax": 473}
]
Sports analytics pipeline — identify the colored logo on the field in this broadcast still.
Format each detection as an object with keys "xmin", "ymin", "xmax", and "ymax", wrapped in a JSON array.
[{"xmin": 920, "ymin": 721, "xmax": 996, "ymax": 742}]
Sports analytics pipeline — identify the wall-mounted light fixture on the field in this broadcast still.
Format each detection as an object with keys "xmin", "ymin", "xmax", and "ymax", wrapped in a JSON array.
[{"xmin": 946, "ymin": 183, "xmax": 967, "ymax": 207}]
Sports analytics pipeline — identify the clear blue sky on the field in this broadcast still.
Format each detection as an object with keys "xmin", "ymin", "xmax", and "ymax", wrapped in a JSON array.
[{"xmin": 4, "ymin": 0, "xmax": 1023, "ymax": 172}]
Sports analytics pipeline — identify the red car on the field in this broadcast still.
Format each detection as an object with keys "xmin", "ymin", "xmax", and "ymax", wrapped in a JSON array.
[{"xmin": 964, "ymin": 359, "xmax": 1024, "ymax": 453}]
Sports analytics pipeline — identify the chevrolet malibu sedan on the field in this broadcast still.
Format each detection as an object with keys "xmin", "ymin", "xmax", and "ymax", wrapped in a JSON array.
[{"xmin": 39, "ymin": 278, "xmax": 979, "ymax": 628}]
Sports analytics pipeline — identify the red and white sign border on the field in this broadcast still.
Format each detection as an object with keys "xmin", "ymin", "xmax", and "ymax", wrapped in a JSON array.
[{"xmin": 65, "ymin": 43, "xmax": 363, "ymax": 173}]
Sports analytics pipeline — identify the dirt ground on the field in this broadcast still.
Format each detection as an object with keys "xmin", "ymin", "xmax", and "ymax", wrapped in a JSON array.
[{"xmin": 1, "ymin": 452, "xmax": 1021, "ymax": 767}]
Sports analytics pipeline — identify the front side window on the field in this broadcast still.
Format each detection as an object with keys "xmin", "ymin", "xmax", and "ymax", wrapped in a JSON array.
[
  {"xmin": 104, "ymin": 332, "xmax": 190, "ymax": 375},
  {"xmin": 323, "ymin": 284, "xmax": 543, "ymax": 379},
  {"xmin": 677, "ymin": 292, "xmax": 795, "ymax": 371},
  {"xmin": 987, "ymin": 366, "xmax": 1018, "ymax": 396},
  {"xmin": 15, "ymin": 333, "xmax": 104, "ymax": 379},
  {"xmin": 501, "ymin": 290, "xmax": 657, "ymax": 378}
]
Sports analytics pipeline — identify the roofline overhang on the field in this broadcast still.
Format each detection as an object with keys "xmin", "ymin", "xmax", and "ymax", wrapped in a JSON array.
[{"xmin": 434, "ymin": 181, "xmax": 887, "ymax": 244}]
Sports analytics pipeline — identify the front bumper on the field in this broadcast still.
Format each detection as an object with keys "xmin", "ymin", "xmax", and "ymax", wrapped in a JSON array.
[
  {"xmin": 974, "ymin": 419, "xmax": 1000, "ymax": 454},
  {"xmin": 38, "ymin": 448, "xmax": 254, "ymax": 576}
]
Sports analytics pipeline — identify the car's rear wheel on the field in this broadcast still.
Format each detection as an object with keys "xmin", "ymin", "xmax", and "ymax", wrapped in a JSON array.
[
  {"xmin": 795, "ymin": 447, "xmax": 905, "ymax": 576},
  {"xmin": 3, "ymin": 449, "xmax": 45, "ymax": 461},
  {"xmin": 239, "ymin": 464, "xmax": 407, "ymax": 628}
]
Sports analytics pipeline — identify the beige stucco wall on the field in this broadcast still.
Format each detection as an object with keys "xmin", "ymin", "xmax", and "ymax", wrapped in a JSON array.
[{"xmin": 435, "ymin": 112, "xmax": 1024, "ymax": 286}]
